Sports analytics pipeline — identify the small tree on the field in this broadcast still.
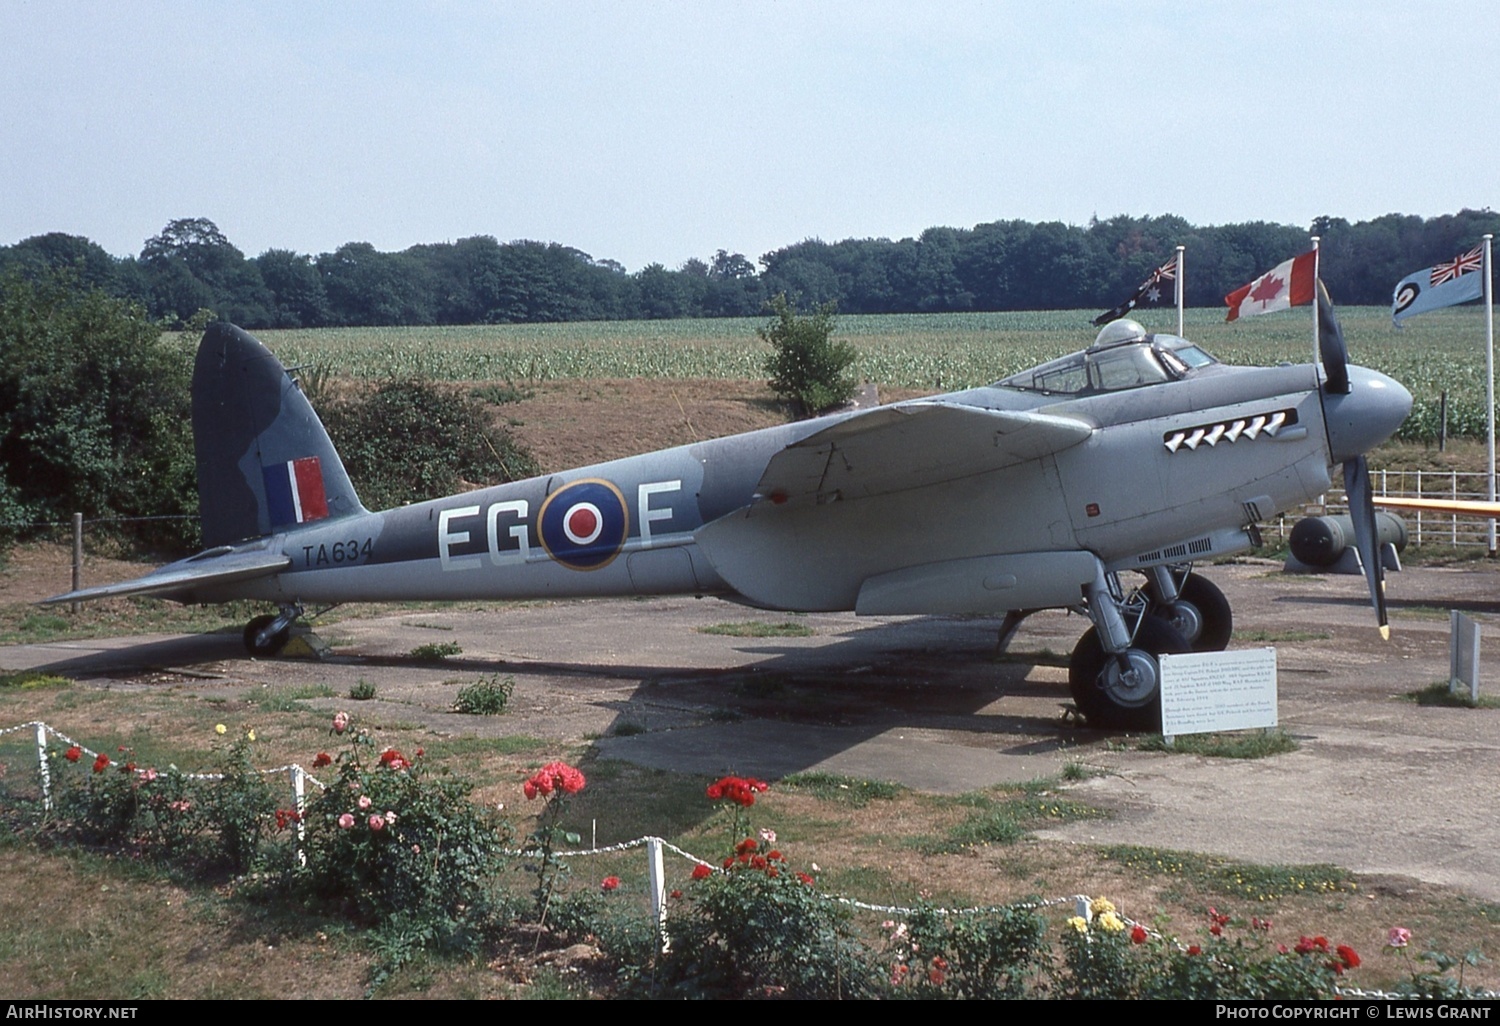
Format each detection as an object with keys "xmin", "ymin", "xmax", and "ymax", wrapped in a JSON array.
[{"xmin": 760, "ymin": 293, "xmax": 857, "ymax": 418}]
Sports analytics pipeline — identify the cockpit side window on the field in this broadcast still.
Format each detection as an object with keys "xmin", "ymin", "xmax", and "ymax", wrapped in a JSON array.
[
  {"xmin": 1090, "ymin": 345, "xmax": 1171, "ymax": 391},
  {"xmin": 1029, "ymin": 355, "xmax": 1089, "ymax": 393}
]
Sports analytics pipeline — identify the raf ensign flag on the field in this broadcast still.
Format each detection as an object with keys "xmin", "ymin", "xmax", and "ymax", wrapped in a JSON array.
[{"xmin": 1391, "ymin": 245, "xmax": 1484, "ymax": 326}]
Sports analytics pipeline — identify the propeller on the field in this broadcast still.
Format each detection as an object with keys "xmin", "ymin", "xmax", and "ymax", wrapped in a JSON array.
[
  {"xmin": 1317, "ymin": 281, "xmax": 1350, "ymax": 395},
  {"xmin": 1320, "ymin": 282, "xmax": 1387, "ymax": 637},
  {"xmin": 1342, "ymin": 453, "xmax": 1389, "ymax": 639}
]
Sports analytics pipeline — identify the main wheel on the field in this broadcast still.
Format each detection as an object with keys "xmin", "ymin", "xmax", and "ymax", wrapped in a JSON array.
[
  {"xmin": 243, "ymin": 614, "xmax": 290, "ymax": 657},
  {"xmin": 1146, "ymin": 574, "xmax": 1232, "ymax": 652},
  {"xmin": 1068, "ymin": 616, "xmax": 1188, "ymax": 730}
]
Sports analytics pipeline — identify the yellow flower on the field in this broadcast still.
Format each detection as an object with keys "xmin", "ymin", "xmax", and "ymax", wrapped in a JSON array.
[
  {"xmin": 1089, "ymin": 897, "xmax": 1116, "ymax": 917},
  {"xmin": 1067, "ymin": 916, "xmax": 1089, "ymax": 934},
  {"xmin": 214, "ymin": 724, "xmax": 227, "ymax": 735},
  {"xmin": 247, "ymin": 729, "xmax": 256, "ymax": 742},
  {"xmin": 1098, "ymin": 911, "xmax": 1125, "ymax": 934}
]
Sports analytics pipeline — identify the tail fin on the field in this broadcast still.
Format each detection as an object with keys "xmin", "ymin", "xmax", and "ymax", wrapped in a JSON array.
[{"xmin": 192, "ymin": 323, "xmax": 366, "ymax": 546}]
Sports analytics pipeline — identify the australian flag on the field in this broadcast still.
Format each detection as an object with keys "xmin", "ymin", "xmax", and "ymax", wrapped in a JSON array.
[{"xmin": 1093, "ymin": 257, "xmax": 1178, "ymax": 327}]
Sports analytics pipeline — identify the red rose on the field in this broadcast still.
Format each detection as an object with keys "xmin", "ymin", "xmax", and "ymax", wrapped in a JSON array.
[
  {"xmin": 692, "ymin": 864, "xmax": 712, "ymax": 880},
  {"xmin": 670, "ymin": 889, "xmax": 682, "ymax": 899},
  {"xmin": 312, "ymin": 752, "xmax": 332, "ymax": 768},
  {"xmin": 1130, "ymin": 925, "xmax": 1148, "ymax": 944},
  {"xmin": 92, "ymin": 753, "xmax": 109, "ymax": 773},
  {"xmin": 1187, "ymin": 945, "xmax": 1202, "ymax": 956},
  {"xmin": 525, "ymin": 761, "xmax": 585, "ymax": 799},
  {"xmin": 1336, "ymin": 945, "xmax": 1360, "ymax": 970},
  {"xmin": 601, "ymin": 876, "xmax": 620, "ymax": 892},
  {"xmin": 797, "ymin": 872, "xmax": 814, "ymax": 886}
]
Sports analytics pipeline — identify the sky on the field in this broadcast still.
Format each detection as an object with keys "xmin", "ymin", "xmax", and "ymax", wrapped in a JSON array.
[{"xmin": 3, "ymin": 0, "xmax": 1496, "ymax": 271}]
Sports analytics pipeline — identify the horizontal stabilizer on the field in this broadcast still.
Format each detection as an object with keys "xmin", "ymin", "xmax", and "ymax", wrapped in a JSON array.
[
  {"xmin": 750, "ymin": 401, "xmax": 1091, "ymax": 510},
  {"xmin": 41, "ymin": 548, "xmax": 289, "ymax": 606}
]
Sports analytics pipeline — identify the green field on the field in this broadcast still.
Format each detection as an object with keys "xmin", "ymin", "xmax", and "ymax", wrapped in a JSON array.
[{"xmin": 245, "ymin": 305, "xmax": 1495, "ymax": 441}]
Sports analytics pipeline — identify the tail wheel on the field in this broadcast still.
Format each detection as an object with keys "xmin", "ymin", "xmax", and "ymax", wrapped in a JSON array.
[
  {"xmin": 1147, "ymin": 574, "xmax": 1232, "ymax": 652},
  {"xmin": 243, "ymin": 614, "xmax": 291, "ymax": 657},
  {"xmin": 1068, "ymin": 616, "xmax": 1188, "ymax": 730}
]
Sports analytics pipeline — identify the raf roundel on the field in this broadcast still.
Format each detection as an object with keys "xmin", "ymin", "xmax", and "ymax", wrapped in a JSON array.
[{"xmin": 538, "ymin": 479, "xmax": 629, "ymax": 570}]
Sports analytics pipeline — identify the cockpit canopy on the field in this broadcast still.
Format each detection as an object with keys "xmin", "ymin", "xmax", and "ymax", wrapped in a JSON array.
[{"xmin": 996, "ymin": 333, "xmax": 1218, "ymax": 396}]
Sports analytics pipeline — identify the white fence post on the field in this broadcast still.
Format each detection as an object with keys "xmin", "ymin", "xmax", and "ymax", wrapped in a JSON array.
[
  {"xmin": 35, "ymin": 723, "xmax": 52, "ymax": 812},
  {"xmin": 647, "ymin": 836, "xmax": 669, "ymax": 952},
  {"xmin": 291, "ymin": 764, "xmax": 307, "ymax": 866}
]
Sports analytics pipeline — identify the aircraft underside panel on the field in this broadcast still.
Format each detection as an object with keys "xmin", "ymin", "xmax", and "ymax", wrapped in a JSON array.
[{"xmin": 854, "ymin": 550, "xmax": 1098, "ymax": 615}]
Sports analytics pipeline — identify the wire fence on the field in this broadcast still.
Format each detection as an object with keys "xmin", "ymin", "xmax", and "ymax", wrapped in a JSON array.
[{"xmin": 2, "ymin": 717, "xmax": 1494, "ymax": 998}]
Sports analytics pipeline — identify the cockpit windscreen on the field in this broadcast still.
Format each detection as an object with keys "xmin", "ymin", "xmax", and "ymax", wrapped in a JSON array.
[{"xmin": 997, "ymin": 334, "xmax": 1218, "ymax": 396}]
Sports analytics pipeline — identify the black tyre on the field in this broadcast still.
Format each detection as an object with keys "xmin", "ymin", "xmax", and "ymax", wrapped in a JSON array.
[
  {"xmin": 1146, "ymin": 574, "xmax": 1232, "ymax": 652},
  {"xmin": 1068, "ymin": 616, "xmax": 1189, "ymax": 730},
  {"xmin": 243, "ymin": 614, "xmax": 290, "ymax": 657}
]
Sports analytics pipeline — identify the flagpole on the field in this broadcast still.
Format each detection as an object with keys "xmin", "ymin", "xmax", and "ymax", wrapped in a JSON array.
[
  {"xmin": 1311, "ymin": 235, "xmax": 1321, "ymax": 372},
  {"xmin": 1175, "ymin": 245, "xmax": 1185, "ymax": 337},
  {"xmin": 1484, "ymin": 233, "xmax": 1495, "ymax": 555}
]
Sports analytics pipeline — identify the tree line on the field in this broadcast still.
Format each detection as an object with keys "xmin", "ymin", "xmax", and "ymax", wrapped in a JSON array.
[{"xmin": 2, "ymin": 209, "xmax": 1496, "ymax": 329}]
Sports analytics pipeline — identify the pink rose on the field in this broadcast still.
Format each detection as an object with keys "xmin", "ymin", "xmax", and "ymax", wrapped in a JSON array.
[
  {"xmin": 1387, "ymin": 927, "xmax": 1411, "ymax": 948},
  {"xmin": 358, "ymin": 795, "xmax": 371, "ymax": 810},
  {"xmin": 369, "ymin": 814, "xmax": 386, "ymax": 831},
  {"xmin": 338, "ymin": 813, "xmax": 355, "ymax": 829},
  {"xmin": 333, "ymin": 711, "xmax": 350, "ymax": 734}
]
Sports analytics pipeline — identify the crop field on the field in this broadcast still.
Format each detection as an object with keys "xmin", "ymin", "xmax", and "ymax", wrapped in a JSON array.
[{"xmin": 247, "ymin": 305, "xmax": 1495, "ymax": 441}]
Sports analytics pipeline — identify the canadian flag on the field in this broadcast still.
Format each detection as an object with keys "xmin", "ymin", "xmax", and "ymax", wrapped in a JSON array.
[{"xmin": 1224, "ymin": 250, "xmax": 1317, "ymax": 321}]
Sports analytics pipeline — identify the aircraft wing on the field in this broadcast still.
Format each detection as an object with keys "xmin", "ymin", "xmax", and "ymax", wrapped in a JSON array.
[
  {"xmin": 749, "ymin": 400, "xmax": 1092, "ymax": 511},
  {"xmin": 1374, "ymin": 496, "xmax": 1500, "ymax": 519},
  {"xmin": 40, "ymin": 548, "xmax": 290, "ymax": 606}
]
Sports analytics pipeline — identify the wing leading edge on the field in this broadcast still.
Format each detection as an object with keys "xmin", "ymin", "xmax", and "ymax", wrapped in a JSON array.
[{"xmin": 747, "ymin": 401, "xmax": 1092, "ymax": 511}]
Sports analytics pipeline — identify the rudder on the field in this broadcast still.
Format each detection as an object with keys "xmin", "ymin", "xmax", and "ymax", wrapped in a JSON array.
[{"xmin": 192, "ymin": 322, "xmax": 366, "ymax": 546}]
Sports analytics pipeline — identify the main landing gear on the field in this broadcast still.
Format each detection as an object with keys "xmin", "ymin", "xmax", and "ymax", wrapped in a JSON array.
[
  {"xmin": 243, "ymin": 604, "xmax": 303, "ymax": 657},
  {"xmin": 1067, "ymin": 565, "xmax": 1231, "ymax": 730}
]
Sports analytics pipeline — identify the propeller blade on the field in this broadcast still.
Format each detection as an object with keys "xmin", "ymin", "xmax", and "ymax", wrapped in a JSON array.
[
  {"xmin": 1318, "ymin": 280, "xmax": 1350, "ymax": 395},
  {"xmin": 1343, "ymin": 454, "xmax": 1389, "ymax": 639}
]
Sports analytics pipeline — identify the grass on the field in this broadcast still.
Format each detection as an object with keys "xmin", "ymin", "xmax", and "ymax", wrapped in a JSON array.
[
  {"xmin": 912, "ymin": 781, "xmax": 1104, "ymax": 855},
  {"xmin": 0, "ymin": 597, "xmax": 272, "ymax": 645},
  {"xmin": 408, "ymin": 641, "xmax": 462, "ymax": 661},
  {"xmin": 1406, "ymin": 681, "xmax": 1500, "ymax": 709},
  {"xmin": 697, "ymin": 621, "xmax": 814, "ymax": 638},
  {"xmin": 0, "ymin": 671, "xmax": 71, "ymax": 691},
  {"xmin": 1138, "ymin": 729, "xmax": 1300, "ymax": 758},
  {"xmin": 1099, "ymin": 844, "xmax": 1357, "ymax": 902},
  {"xmin": 256, "ymin": 683, "xmax": 337, "ymax": 712},
  {"xmin": 348, "ymin": 680, "xmax": 378, "ymax": 701},
  {"xmin": 1235, "ymin": 629, "xmax": 1332, "ymax": 643},
  {"xmin": 780, "ymin": 772, "xmax": 903, "ymax": 807}
]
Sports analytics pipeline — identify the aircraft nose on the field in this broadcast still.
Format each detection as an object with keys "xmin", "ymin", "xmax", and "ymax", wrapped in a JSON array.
[{"xmin": 1323, "ymin": 365, "xmax": 1413, "ymax": 465}]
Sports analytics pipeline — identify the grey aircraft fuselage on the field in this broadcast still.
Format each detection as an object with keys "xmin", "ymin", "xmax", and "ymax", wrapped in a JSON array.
[
  {"xmin": 44, "ymin": 321, "xmax": 1412, "ymax": 729},
  {"xmin": 189, "ymin": 360, "xmax": 1392, "ymax": 618}
]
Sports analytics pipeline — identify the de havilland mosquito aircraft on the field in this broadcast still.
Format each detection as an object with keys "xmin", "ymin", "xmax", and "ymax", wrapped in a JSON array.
[{"xmin": 44, "ymin": 308, "xmax": 1412, "ymax": 729}]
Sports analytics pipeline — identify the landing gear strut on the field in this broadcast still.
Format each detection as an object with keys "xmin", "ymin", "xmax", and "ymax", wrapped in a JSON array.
[
  {"xmin": 1144, "ymin": 566, "xmax": 1232, "ymax": 652},
  {"xmin": 1067, "ymin": 563, "xmax": 1191, "ymax": 730},
  {"xmin": 1068, "ymin": 617, "xmax": 1188, "ymax": 731},
  {"xmin": 243, "ymin": 604, "xmax": 302, "ymax": 657}
]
